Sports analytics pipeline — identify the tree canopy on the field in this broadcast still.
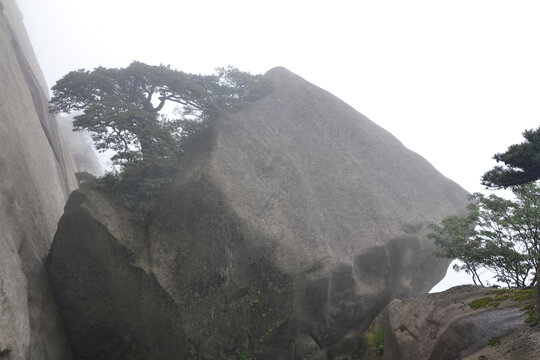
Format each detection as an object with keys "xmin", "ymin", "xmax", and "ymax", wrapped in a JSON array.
[
  {"xmin": 50, "ymin": 62, "xmax": 270, "ymax": 219},
  {"xmin": 50, "ymin": 61, "xmax": 270, "ymax": 167},
  {"xmin": 433, "ymin": 125, "xmax": 540, "ymax": 316},
  {"xmin": 429, "ymin": 183, "xmax": 540, "ymax": 289},
  {"xmin": 482, "ymin": 127, "xmax": 540, "ymax": 189}
]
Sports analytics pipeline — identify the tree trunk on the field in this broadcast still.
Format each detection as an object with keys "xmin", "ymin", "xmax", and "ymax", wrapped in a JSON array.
[{"xmin": 140, "ymin": 140, "xmax": 155, "ymax": 164}]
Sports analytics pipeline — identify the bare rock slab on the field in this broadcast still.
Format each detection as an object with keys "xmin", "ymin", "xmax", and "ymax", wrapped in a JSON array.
[
  {"xmin": 0, "ymin": 0, "xmax": 76, "ymax": 359},
  {"xmin": 362, "ymin": 285, "xmax": 538, "ymax": 360},
  {"xmin": 48, "ymin": 67, "xmax": 469, "ymax": 359}
]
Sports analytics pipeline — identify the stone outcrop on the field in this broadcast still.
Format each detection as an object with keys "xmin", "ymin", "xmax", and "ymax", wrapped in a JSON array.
[
  {"xmin": 362, "ymin": 285, "xmax": 540, "ymax": 360},
  {"xmin": 47, "ymin": 67, "xmax": 469, "ymax": 359},
  {"xmin": 0, "ymin": 1, "xmax": 76, "ymax": 359}
]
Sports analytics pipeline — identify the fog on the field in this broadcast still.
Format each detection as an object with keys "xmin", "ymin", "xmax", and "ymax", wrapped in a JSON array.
[
  {"xmin": 56, "ymin": 115, "xmax": 104, "ymax": 176},
  {"xmin": 15, "ymin": 0, "xmax": 540, "ymax": 290}
]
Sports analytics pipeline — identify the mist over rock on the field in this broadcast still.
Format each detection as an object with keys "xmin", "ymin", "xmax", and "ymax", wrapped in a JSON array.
[
  {"xmin": 0, "ymin": 1, "xmax": 76, "ymax": 358},
  {"xmin": 48, "ymin": 67, "xmax": 469, "ymax": 359},
  {"xmin": 57, "ymin": 115, "xmax": 104, "ymax": 176}
]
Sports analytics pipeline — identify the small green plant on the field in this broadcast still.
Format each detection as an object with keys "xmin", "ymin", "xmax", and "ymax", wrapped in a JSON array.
[
  {"xmin": 488, "ymin": 337, "xmax": 501, "ymax": 346},
  {"xmin": 364, "ymin": 325, "xmax": 384, "ymax": 358},
  {"xmin": 511, "ymin": 289, "xmax": 535, "ymax": 301},
  {"xmin": 238, "ymin": 351, "xmax": 254, "ymax": 360},
  {"xmin": 524, "ymin": 306, "xmax": 540, "ymax": 326},
  {"xmin": 470, "ymin": 297, "xmax": 498, "ymax": 309}
]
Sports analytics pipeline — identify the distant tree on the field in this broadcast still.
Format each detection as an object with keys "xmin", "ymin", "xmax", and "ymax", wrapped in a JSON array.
[
  {"xmin": 481, "ymin": 126, "xmax": 540, "ymax": 313},
  {"xmin": 429, "ymin": 212, "xmax": 486, "ymax": 286},
  {"xmin": 482, "ymin": 127, "xmax": 540, "ymax": 189},
  {"xmin": 50, "ymin": 61, "xmax": 269, "ymax": 168},
  {"xmin": 74, "ymin": 171, "xmax": 97, "ymax": 185},
  {"xmin": 429, "ymin": 183, "xmax": 540, "ymax": 289}
]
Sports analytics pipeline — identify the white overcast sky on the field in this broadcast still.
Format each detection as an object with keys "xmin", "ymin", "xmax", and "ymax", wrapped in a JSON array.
[{"xmin": 15, "ymin": 0, "xmax": 540, "ymax": 290}]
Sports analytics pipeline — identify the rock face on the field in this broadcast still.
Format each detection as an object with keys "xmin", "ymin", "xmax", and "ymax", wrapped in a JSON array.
[
  {"xmin": 362, "ymin": 286, "xmax": 539, "ymax": 360},
  {"xmin": 0, "ymin": 1, "xmax": 76, "ymax": 359},
  {"xmin": 47, "ymin": 67, "xmax": 469, "ymax": 359}
]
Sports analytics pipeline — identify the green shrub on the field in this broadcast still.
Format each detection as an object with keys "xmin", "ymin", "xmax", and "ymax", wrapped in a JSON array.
[
  {"xmin": 364, "ymin": 325, "xmax": 384, "ymax": 358},
  {"xmin": 84, "ymin": 159, "xmax": 179, "ymax": 224},
  {"xmin": 75, "ymin": 171, "xmax": 97, "ymax": 185}
]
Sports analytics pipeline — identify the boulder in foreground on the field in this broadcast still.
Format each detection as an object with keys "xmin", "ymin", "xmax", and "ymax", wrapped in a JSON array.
[{"xmin": 361, "ymin": 285, "xmax": 539, "ymax": 360}]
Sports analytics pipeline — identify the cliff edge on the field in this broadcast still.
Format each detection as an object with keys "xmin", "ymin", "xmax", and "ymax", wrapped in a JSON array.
[{"xmin": 0, "ymin": 1, "xmax": 76, "ymax": 358}]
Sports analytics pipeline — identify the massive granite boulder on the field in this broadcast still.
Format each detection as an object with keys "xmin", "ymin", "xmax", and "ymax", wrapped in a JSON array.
[
  {"xmin": 361, "ymin": 285, "xmax": 539, "ymax": 360},
  {"xmin": 0, "ymin": 1, "xmax": 76, "ymax": 359},
  {"xmin": 48, "ymin": 67, "xmax": 469, "ymax": 359}
]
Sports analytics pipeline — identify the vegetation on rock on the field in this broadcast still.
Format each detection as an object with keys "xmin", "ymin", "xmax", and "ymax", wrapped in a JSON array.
[
  {"xmin": 432, "ymin": 125, "xmax": 540, "ymax": 317},
  {"xmin": 50, "ymin": 62, "xmax": 269, "ymax": 168},
  {"xmin": 470, "ymin": 289, "xmax": 535, "ymax": 309},
  {"xmin": 481, "ymin": 125, "xmax": 540, "ymax": 314},
  {"xmin": 238, "ymin": 351, "xmax": 254, "ymax": 360},
  {"xmin": 50, "ymin": 62, "xmax": 270, "ymax": 218},
  {"xmin": 469, "ymin": 288, "xmax": 538, "ymax": 326},
  {"xmin": 364, "ymin": 325, "xmax": 384, "ymax": 359},
  {"xmin": 488, "ymin": 337, "xmax": 501, "ymax": 347}
]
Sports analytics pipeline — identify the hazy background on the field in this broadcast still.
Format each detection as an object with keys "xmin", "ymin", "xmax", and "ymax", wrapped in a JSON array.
[{"xmin": 15, "ymin": 0, "xmax": 540, "ymax": 291}]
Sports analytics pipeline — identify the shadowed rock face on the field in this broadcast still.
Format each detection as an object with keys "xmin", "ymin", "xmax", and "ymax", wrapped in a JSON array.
[
  {"xmin": 48, "ymin": 67, "xmax": 468, "ymax": 359},
  {"xmin": 0, "ymin": 0, "xmax": 76, "ymax": 359}
]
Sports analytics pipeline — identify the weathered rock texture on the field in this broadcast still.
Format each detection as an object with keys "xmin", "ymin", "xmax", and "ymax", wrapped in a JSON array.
[
  {"xmin": 0, "ymin": 1, "xmax": 76, "ymax": 359},
  {"xmin": 48, "ymin": 67, "xmax": 468, "ymax": 359},
  {"xmin": 362, "ymin": 285, "xmax": 539, "ymax": 360}
]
